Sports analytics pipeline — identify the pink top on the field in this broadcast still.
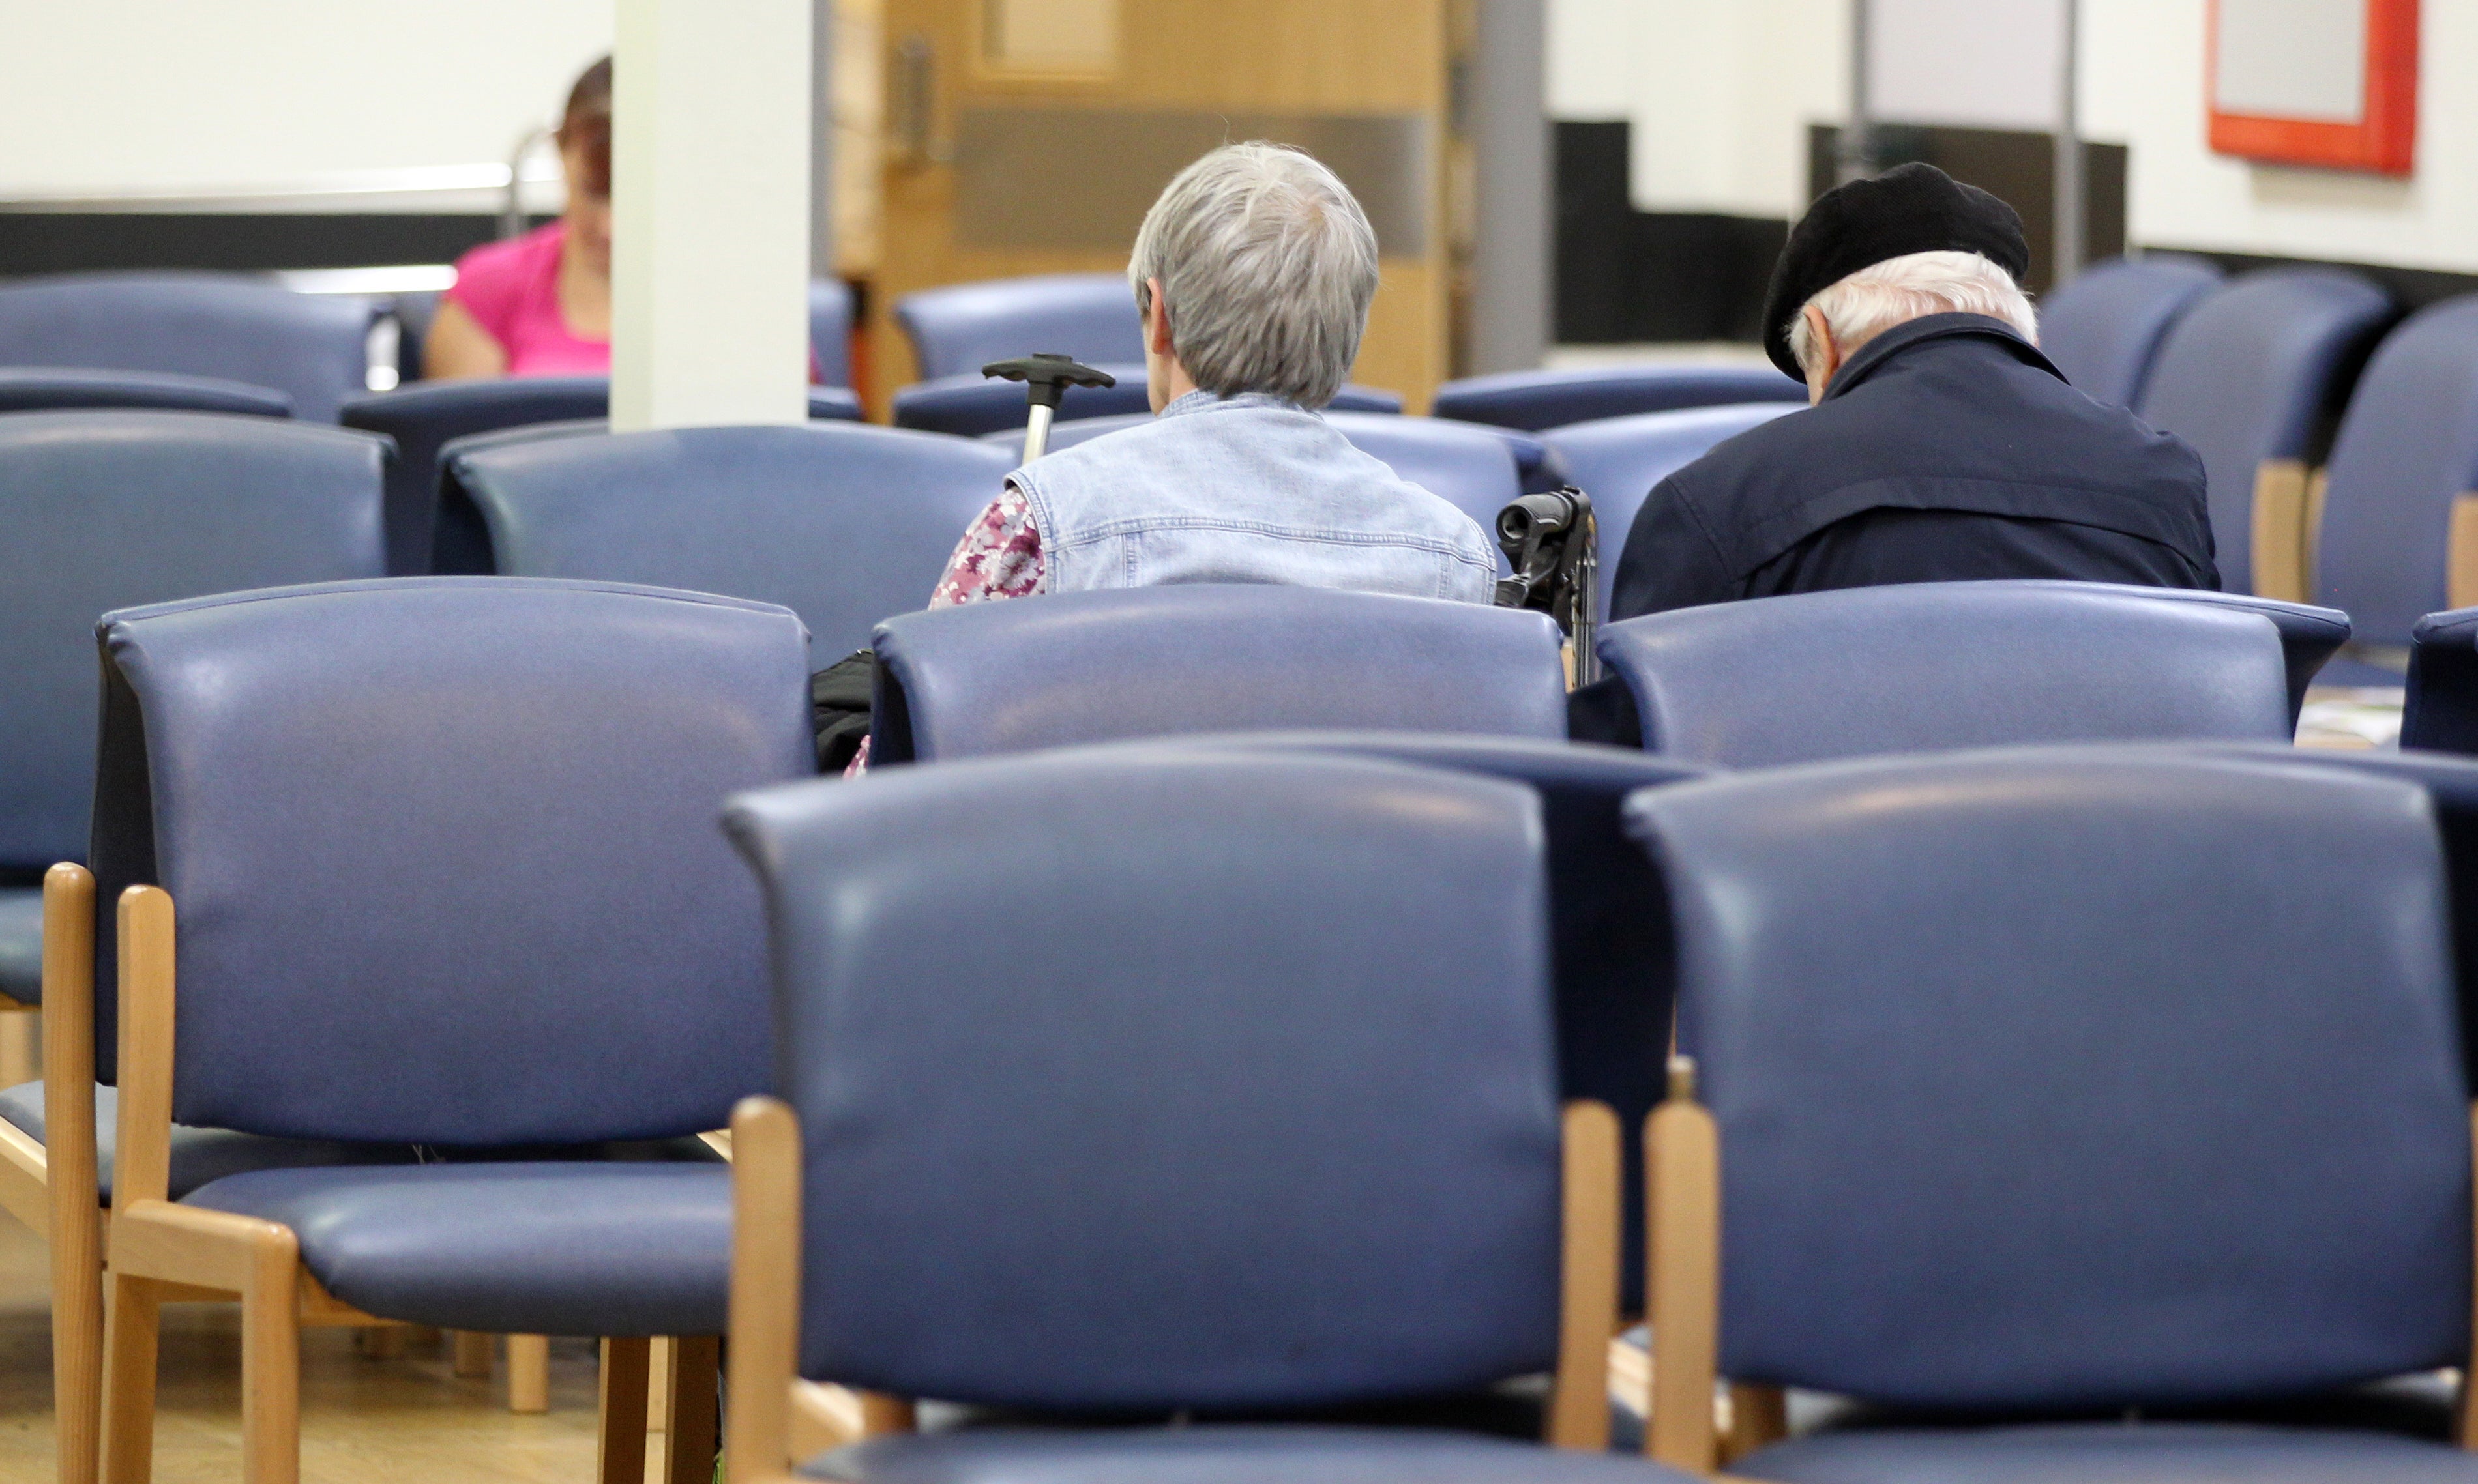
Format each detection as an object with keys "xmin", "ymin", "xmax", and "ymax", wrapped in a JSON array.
[{"xmin": 444, "ymin": 222, "xmax": 610, "ymax": 376}]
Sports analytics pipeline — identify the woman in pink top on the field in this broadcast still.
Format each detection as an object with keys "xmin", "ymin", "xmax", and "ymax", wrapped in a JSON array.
[{"xmin": 426, "ymin": 59, "xmax": 613, "ymax": 378}]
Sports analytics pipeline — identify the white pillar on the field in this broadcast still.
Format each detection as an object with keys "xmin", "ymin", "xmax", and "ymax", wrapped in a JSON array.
[{"xmin": 612, "ymin": 0, "xmax": 814, "ymax": 432}]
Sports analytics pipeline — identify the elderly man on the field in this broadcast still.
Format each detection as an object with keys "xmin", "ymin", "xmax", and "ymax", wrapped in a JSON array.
[
  {"xmin": 1606, "ymin": 163, "xmax": 2217, "ymax": 620},
  {"xmin": 929, "ymin": 141, "xmax": 1496, "ymax": 607},
  {"xmin": 827, "ymin": 141, "xmax": 1496, "ymax": 771}
]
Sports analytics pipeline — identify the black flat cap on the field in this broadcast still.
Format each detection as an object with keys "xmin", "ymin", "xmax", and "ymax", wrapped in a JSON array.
[{"xmin": 1760, "ymin": 162, "xmax": 2029, "ymax": 378}]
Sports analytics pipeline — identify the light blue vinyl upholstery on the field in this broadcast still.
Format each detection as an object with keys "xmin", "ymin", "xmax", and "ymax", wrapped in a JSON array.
[
  {"xmin": 2134, "ymin": 267, "xmax": 2393, "ymax": 593},
  {"xmin": 2037, "ymin": 255, "xmax": 2224, "ymax": 409},
  {"xmin": 1542, "ymin": 403, "xmax": 1802, "ymax": 617},
  {"xmin": 0, "ymin": 272, "xmax": 376, "ymax": 422},
  {"xmin": 1432, "ymin": 364, "xmax": 1805, "ymax": 432},
  {"xmin": 895, "ymin": 273, "xmax": 1144, "ymax": 380},
  {"xmin": 450, "ymin": 423, "xmax": 1013, "ymax": 658},
  {"xmin": 1596, "ymin": 580, "xmax": 2331, "ymax": 766},
  {"xmin": 1628, "ymin": 749, "xmax": 2471, "ymax": 1479},
  {"xmin": 869, "ymin": 586, "xmax": 1568, "ymax": 763},
  {"xmin": 0, "ymin": 368, "xmax": 291, "ymax": 417},
  {"xmin": 899, "ymin": 370, "xmax": 1399, "ymax": 437}
]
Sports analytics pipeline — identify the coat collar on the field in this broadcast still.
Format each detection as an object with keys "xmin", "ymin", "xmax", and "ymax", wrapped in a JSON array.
[{"xmin": 1822, "ymin": 312, "xmax": 2065, "ymax": 402}]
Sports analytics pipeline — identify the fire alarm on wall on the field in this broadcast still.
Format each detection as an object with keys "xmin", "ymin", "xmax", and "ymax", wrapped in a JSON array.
[{"xmin": 2207, "ymin": 0, "xmax": 2418, "ymax": 175}]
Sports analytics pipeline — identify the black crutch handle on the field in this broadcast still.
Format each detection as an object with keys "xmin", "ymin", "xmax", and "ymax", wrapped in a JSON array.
[{"xmin": 981, "ymin": 353, "xmax": 1117, "ymax": 410}]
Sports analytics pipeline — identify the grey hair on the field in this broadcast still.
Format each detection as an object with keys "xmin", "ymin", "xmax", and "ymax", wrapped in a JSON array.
[
  {"xmin": 1786, "ymin": 250, "xmax": 2038, "ymax": 379},
  {"xmin": 1127, "ymin": 142, "xmax": 1379, "ymax": 409}
]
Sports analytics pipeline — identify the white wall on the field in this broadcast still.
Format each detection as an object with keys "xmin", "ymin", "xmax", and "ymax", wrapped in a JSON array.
[
  {"xmin": 1550, "ymin": 0, "xmax": 2478, "ymax": 275},
  {"xmin": 0, "ymin": 1, "xmax": 611, "ymax": 197},
  {"xmin": 1547, "ymin": 0, "xmax": 1844, "ymax": 218},
  {"xmin": 2085, "ymin": 0, "xmax": 2478, "ymax": 274}
]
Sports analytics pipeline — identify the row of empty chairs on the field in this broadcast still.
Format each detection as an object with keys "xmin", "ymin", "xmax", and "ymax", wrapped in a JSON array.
[{"xmin": 20, "ymin": 571, "xmax": 2478, "ymax": 1483}]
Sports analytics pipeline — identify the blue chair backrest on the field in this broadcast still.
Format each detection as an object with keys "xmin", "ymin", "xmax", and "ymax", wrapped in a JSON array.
[
  {"xmin": 2407, "ymin": 608, "xmax": 2478, "ymax": 754},
  {"xmin": 90, "ymin": 578, "xmax": 813, "ymax": 1141},
  {"xmin": 0, "ymin": 272, "xmax": 376, "ymax": 423},
  {"xmin": 2152, "ymin": 741, "xmax": 2478, "ymax": 1097},
  {"xmin": 870, "ymin": 586, "xmax": 1569, "ymax": 763},
  {"xmin": 1432, "ymin": 363, "xmax": 1806, "ymax": 433},
  {"xmin": 452, "ymin": 422, "xmax": 1014, "ymax": 659},
  {"xmin": 1597, "ymin": 580, "xmax": 2308, "ymax": 767},
  {"xmin": 419, "ymin": 390, "xmax": 864, "ymax": 575},
  {"xmin": 342, "ymin": 377, "xmax": 615, "ymax": 575},
  {"xmin": 723, "ymin": 748, "xmax": 1561, "ymax": 1410},
  {"xmin": 1627, "ymin": 749, "xmax": 2469, "ymax": 1411},
  {"xmin": 1014, "ymin": 410, "xmax": 1518, "ymax": 565},
  {"xmin": 2037, "ymin": 255, "xmax": 2224, "ymax": 409},
  {"xmin": 2312, "ymin": 297, "xmax": 2478, "ymax": 647},
  {"xmin": 0, "ymin": 368, "xmax": 291, "ymax": 418},
  {"xmin": 898, "ymin": 369, "xmax": 1400, "ymax": 437},
  {"xmin": 2135, "ymin": 267, "xmax": 2394, "ymax": 592},
  {"xmin": 810, "ymin": 278, "xmax": 853, "ymax": 388},
  {"xmin": 1543, "ymin": 403, "xmax": 1805, "ymax": 617},
  {"xmin": 0, "ymin": 412, "xmax": 385, "ymax": 871},
  {"xmin": 896, "ymin": 272, "xmax": 1144, "ymax": 380}
]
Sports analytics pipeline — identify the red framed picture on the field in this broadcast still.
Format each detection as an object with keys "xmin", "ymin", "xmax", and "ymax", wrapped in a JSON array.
[{"xmin": 2208, "ymin": 0, "xmax": 2419, "ymax": 175}]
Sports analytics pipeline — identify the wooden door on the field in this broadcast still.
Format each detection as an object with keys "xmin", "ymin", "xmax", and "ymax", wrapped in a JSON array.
[{"xmin": 872, "ymin": 0, "xmax": 1461, "ymax": 411}]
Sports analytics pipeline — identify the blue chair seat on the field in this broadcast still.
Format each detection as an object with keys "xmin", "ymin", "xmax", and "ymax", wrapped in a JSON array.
[
  {"xmin": 0, "ymin": 888, "xmax": 36, "ymax": 1004},
  {"xmin": 182, "ymin": 1160, "xmax": 731, "ymax": 1335},
  {"xmin": 808, "ymin": 1425, "xmax": 1697, "ymax": 1484},
  {"xmin": 0, "ymin": 368, "xmax": 292, "ymax": 417},
  {"xmin": 0, "ymin": 1083, "xmax": 415, "ymax": 1202},
  {"xmin": 1738, "ymin": 1421, "xmax": 2478, "ymax": 1483}
]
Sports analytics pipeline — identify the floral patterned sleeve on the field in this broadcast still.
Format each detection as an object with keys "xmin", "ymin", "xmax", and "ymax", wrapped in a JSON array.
[
  {"xmin": 846, "ymin": 485, "xmax": 1045, "ymax": 778},
  {"xmin": 928, "ymin": 483, "xmax": 1047, "ymax": 607}
]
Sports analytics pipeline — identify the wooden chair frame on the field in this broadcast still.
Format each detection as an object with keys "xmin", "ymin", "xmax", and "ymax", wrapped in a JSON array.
[
  {"xmin": 722, "ymin": 1093, "xmax": 1623, "ymax": 1484},
  {"xmin": 93, "ymin": 884, "xmax": 693, "ymax": 1484},
  {"xmin": 1642, "ymin": 1056, "xmax": 2478, "ymax": 1479}
]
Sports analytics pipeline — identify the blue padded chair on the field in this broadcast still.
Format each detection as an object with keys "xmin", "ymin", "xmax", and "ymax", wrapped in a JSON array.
[
  {"xmin": 388, "ymin": 289, "xmax": 441, "ymax": 385},
  {"xmin": 0, "ymin": 368, "xmax": 291, "ymax": 417},
  {"xmin": 0, "ymin": 272, "xmax": 377, "ymax": 423},
  {"xmin": 894, "ymin": 272, "xmax": 1144, "ymax": 380},
  {"xmin": 2036, "ymin": 255, "xmax": 2224, "ymax": 409},
  {"xmin": 0, "ymin": 413, "xmax": 383, "ymax": 1484},
  {"xmin": 811, "ymin": 278, "xmax": 853, "ymax": 388},
  {"xmin": 719, "ymin": 748, "xmax": 1695, "ymax": 1480},
  {"xmin": 411, "ymin": 389, "xmax": 865, "ymax": 575},
  {"xmin": 450, "ymin": 423, "xmax": 1014, "ymax": 659},
  {"xmin": 2310, "ymin": 297, "xmax": 2478, "ymax": 686},
  {"xmin": 90, "ymin": 578, "xmax": 814, "ymax": 1484},
  {"xmin": 1017, "ymin": 411, "xmax": 1525, "ymax": 557},
  {"xmin": 0, "ymin": 413, "xmax": 387, "ymax": 1009},
  {"xmin": 1625, "ymin": 749, "xmax": 2478, "ymax": 1481},
  {"xmin": 2136, "ymin": 267, "xmax": 2394, "ymax": 596},
  {"xmin": 868, "ymin": 586, "xmax": 1569, "ymax": 764},
  {"xmin": 897, "ymin": 370, "xmax": 1401, "ymax": 437},
  {"xmin": 1595, "ymin": 580, "xmax": 2344, "ymax": 768},
  {"xmin": 1432, "ymin": 364, "xmax": 1806, "ymax": 433},
  {"xmin": 1542, "ymin": 403, "xmax": 1803, "ymax": 618}
]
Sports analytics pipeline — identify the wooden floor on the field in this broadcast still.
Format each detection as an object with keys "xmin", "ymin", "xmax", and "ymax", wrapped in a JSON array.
[{"xmin": 0, "ymin": 1219, "xmax": 630, "ymax": 1484}]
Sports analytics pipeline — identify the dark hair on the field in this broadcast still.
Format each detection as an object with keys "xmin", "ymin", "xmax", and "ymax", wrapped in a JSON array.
[{"xmin": 557, "ymin": 56, "xmax": 613, "ymax": 199}]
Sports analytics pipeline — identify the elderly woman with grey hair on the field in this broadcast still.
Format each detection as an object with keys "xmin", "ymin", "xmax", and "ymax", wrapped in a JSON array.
[{"xmin": 919, "ymin": 141, "xmax": 1498, "ymax": 610}]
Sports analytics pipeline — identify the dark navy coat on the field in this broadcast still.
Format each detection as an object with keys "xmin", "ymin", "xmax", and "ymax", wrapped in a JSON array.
[{"xmin": 1608, "ymin": 312, "xmax": 2218, "ymax": 619}]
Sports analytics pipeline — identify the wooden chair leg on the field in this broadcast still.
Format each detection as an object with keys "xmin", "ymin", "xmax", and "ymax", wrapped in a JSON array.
[
  {"xmin": 50, "ymin": 1200, "xmax": 104, "ymax": 1484},
  {"xmin": 509, "ymin": 1333, "xmax": 550, "ymax": 1414},
  {"xmin": 239, "ymin": 1251, "xmax": 301, "ymax": 1484},
  {"xmin": 650, "ymin": 1335, "xmax": 674, "ymax": 1432},
  {"xmin": 451, "ymin": 1330, "xmax": 495, "ymax": 1379},
  {"xmin": 355, "ymin": 1325, "xmax": 406, "ymax": 1360},
  {"xmin": 598, "ymin": 1338, "xmax": 653, "ymax": 1484},
  {"xmin": 666, "ymin": 1337, "xmax": 722, "ymax": 1484},
  {"xmin": 97, "ymin": 1273, "xmax": 162, "ymax": 1484}
]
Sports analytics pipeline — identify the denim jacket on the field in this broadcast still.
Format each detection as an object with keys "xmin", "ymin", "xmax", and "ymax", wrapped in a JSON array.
[{"xmin": 1010, "ymin": 390, "xmax": 1499, "ymax": 603}]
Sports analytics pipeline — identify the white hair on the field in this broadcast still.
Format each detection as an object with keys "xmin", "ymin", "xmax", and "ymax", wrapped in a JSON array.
[
  {"xmin": 1786, "ymin": 250, "xmax": 2037, "ymax": 380},
  {"xmin": 1127, "ymin": 141, "xmax": 1379, "ymax": 409}
]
